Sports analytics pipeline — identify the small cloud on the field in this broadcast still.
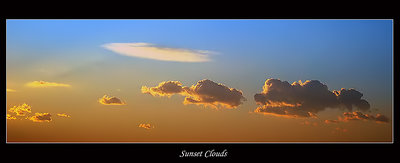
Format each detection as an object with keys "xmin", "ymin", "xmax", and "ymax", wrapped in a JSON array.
[
  {"xmin": 98, "ymin": 95, "xmax": 126, "ymax": 105},
  {"xmin": 7, "ymin": 114, "xmax": 16, "ymax": 120},
  {"xmin": 26, "ymin": 81, "xmax": 71, "ymax": 88},
  {"xmin": 142, "ymin": 79, "xmax": 246, "ymax": 109},
  {"xmin": 7, "ymin": 89, "xmax": 16, "ymax": 92},
  {"xmin": 57, "ymin": 113, "xmax": 71, "ymax": 118},
  {"xmin": 374, "ymin": 114, "xmax": 390, "ymax": 123},
  {"xmin": 324, "ymin": 119, "xmax": 339, "ymax": 124},
  {"xmin": 138, "ymin": 123, "xmax": 154, "ymax": 130},
  {"xmin": 102, "ymin": 42, "xmax": 213, "ymax": 62},
  {"xmin": 255, "ymin": 105, "xmax": 316, "ymax": 118},
  {"xmin": 341, "ymin": 112, "xmax": 389, "ymax": 123},
  {"xmin": 141, "ymin": 81, "xmax": 185, "ymax": 97},
  {"xmin": 300, "ymin": 120, "xmax": 319, "ymax": 126},
  {"xmin": 28, "ymin": 113, "xmax": 52, "ymax": 122},
  {"xmin": 9, "ymin": 103, "xmax": 32, "ymax": 116}
]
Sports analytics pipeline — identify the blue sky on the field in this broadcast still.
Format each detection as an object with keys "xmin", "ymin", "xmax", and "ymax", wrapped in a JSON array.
[{"xmin": 7, "ymin": 19, "xmax": 393, "ymax": 107}]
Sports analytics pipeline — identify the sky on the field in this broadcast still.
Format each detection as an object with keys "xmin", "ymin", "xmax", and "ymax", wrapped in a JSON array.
[{"xmin": 6, "ymin": 19, "xmax": 392, "ymax": 142}]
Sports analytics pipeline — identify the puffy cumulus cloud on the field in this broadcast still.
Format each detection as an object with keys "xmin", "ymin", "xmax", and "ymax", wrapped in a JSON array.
[
  {"xmin": 9, "ymin": 103, "xmax": 32, "ymax": 116},
  {"xmin": 57, "ymin": 113, "xmax": 71, "ymax": 118},
  {"xmin": 142, "ymin": 79, "xmax": 246, "ymax": 109},
  {"xmin": 334, "ymin": 88, "xmax": 370, "ymax": 111},
  {"xmin": 341, "ymin": 112, "xmax": 389, "ymax": 123},
  {"xmin": 182, "ymin": 79, "xmax": 246, "ymax": 109},
  {"xmin": 138, "ymin": 123, "xmax": 154, "ymax": 130},
  {"xmin": 26, "ymin": 81, "xmax": 71, "ymax": 88},
  {"xmin": 98, "ymin": 95, "xmax": 126, "ymax": 105},
  {"xmin": 7, "ymin": 114, "xmax": 16, "ymax": 120},
  {"xmin": 141, "ymin": 81, "xmax": 185, "ymax": 97},
  {"xmin": 102, "ymin": 43, "xmax": 213, "ymax": 62},
  {"xmin": 7, "ymin": 88, "xmax": 16, "ymax": 92},
  {"xmin": 254, "ymin": 78, "xmax": 371, "ymax": 118},
  {"xmin": 28, "ymin": 113, "xmax": 52, "ymax": 122}
]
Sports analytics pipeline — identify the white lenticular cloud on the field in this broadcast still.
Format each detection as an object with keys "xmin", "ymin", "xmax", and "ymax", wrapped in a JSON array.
[{"xmin": 102, "ymin": 43, "xmax": 213, "ymax": 62}]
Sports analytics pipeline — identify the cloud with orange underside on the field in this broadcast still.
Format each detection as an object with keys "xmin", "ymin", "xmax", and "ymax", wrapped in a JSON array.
[
  {"xmin": 8, "ymin": 103, "xmax": 32, "ymax": 116},
  {"xmin": 26, "ymin": 81, "xmax": 71, "ymax": 88},
  {"xmin": 7, "ymin": 114, "xmax": 16, "ymax": 120},
  {"xmin": 142, "ymin": 79, "xmax": 246, "ymax": 109},
  {"xmin": 340, "ymin": 112, "xmax": 389, "ymax": 123},
  {"xmin": 57, "ymin": 113, "xmax": 71, "ymax": 118},
  {"xmin": 28, "ymin": 113, "xmax": 52, "ymax": 122},
  {"xmin": 324, "ymin": 120, "xmax": 339, "ymax": 124},
  {"xmin": 98, "ymin": 95, "xmax": 126, "ymax": 105},
  {"xmin": 138, "ymin": 123, "xmax": 154, "ymax": 130},
  {"xmin": 253, "ymin": 78, "xmax": 372, "ymax": 119},
  {"xmin": 141, "ymin": 81, "xmax": 185, "ymax": 97}
]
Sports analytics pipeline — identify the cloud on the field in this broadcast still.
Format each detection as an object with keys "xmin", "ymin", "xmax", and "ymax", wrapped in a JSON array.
[
  {"xmin": 9, "ymin": 103, "xmax": 32, "ymax": 116},
  {"xmin": 142, "ymin": 79, "xmax": 246, "ymax": 109},
  {"xmin": 334, "ymin": 88, "xmax": 370, "ymax": 111},
  {"xmin": 7, "ymin": 89, "xmax": 16, "ymax": 92},
  {"xmin": 138, "ymin": 123, "xmax": 154, "ymax": 130},
  {"xmin": 254, "ymin": 78, "xmax": 371, "ymax": 118},
  {"xmin": 141, "ymin": 81, "xmax": 185, "ymax": 97},
  {"xmin": 7, "ymin": 114, "xmax": 16, "ymax": 120},
  {"xmin": 98, "ymin": 95, "xmax": 126, "ymax": 105},
  {"xmin": 182, "ymin": 79, "xmax": 246, "ymax": 108},
  {"xmin": 255, "ymin": 105, "xmax": 316, "ymax": 118},
  {"xmin": 300, "ymin": 120, "xmax": 319, "ymax": 126},
  {"xmin": 28, "ymin": 113, "xmax": 52, "ymax": 122},
  {"xmin": 324, "ymin": 120, "xmax": 339, "ymax": 124},
  {"xmin": 57, "ymin": 113, "xmax": 71, "ymax": 118},
  {"xmin": 26, "ymin": 81, "xmax": 71, "ymax": 88},
  {"xmin": 102, "ymin": 43, "xmax": 213, "ymax": 62},
  {"xmin": 341, "ymin": 112, "xmax": 389, "ymax": 123}
]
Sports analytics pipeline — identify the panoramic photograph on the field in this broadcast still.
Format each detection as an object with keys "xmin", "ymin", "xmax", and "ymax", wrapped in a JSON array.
[{"xmin": 6, "ymin": 19, "xmax": 392, "ymax": 142}]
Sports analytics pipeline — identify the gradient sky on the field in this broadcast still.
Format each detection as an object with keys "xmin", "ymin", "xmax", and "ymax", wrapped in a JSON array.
[{"xmin": 6, "ymin": 19, "xmax": 392, "ymax": 142}]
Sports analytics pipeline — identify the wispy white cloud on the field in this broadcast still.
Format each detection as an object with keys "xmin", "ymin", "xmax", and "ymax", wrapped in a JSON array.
[{"xmin": 102, "ymin": 43, "xmax": 213, "ymax": 62}]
